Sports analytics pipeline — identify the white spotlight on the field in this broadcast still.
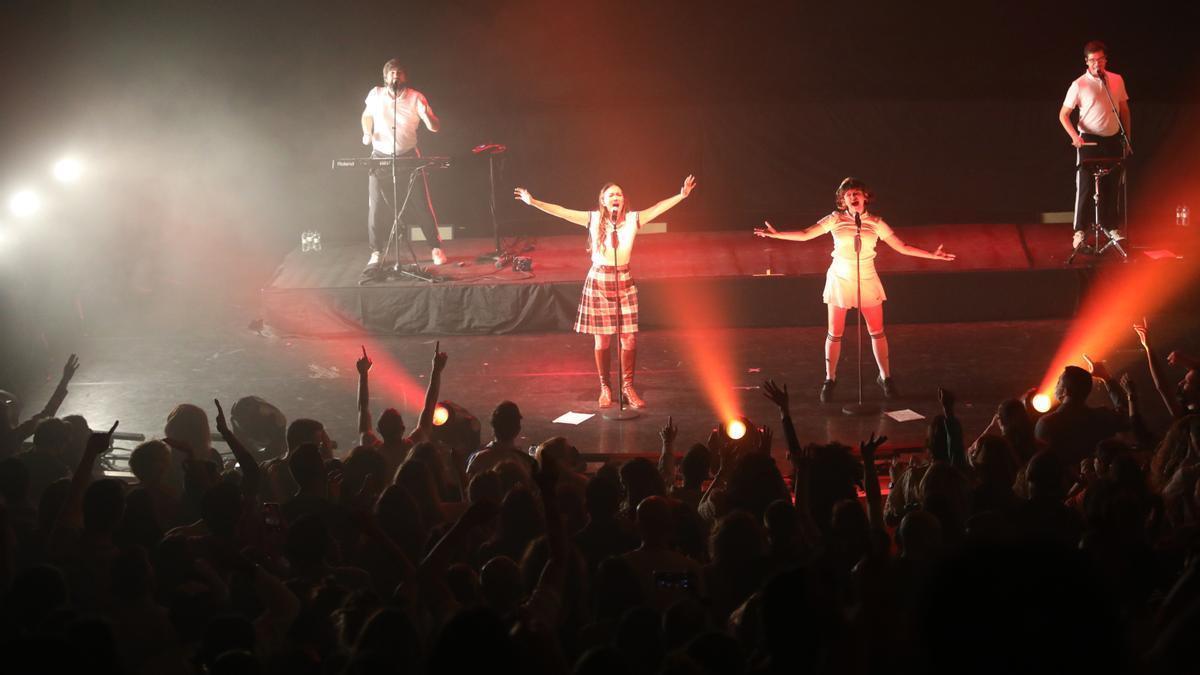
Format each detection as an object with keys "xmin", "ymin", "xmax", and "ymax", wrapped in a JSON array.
[
  {"xmin": 8, "ymin": 190, "xmax": 42, "ymax": 218},
  {"xmin": 53, "ymin": 157, "xmax": 84, "ymax": 183}
]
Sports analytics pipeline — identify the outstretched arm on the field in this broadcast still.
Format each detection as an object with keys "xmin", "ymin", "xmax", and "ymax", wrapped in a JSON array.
[
  {"xmin": 638, "ymin": 175, "xmax": 697, "ymax": 225},
  {"xmin": 755, "ymin": 219, "xmax": 829, "ymax": 242},
  {"xmin": 860, "ymin": 433, "xmax": 888, "ymax": 533},
  {"xmin": 215, "ymin": 399, "xmax": 261, "ymax": 499},
  {"xmin": 1133, "ymin": 319, "xmax": 1184, "ymax": 419},
  {"xmin": 657, "ymin": 417, "xmax": 678, "ymax": 486},
  {"xmin": 881, "ymin": 233, "xmax": 956, "ymax": 261},
  {"xmin": 409, "ymin": 342, "xmax": 448, "ymax": 444},
  {"xmin": 356, "ymin": 347, "xmax": 374, "ymax": 445},
  {"xmin": 514, "ymin": 188, "xmax": 590, "ymax": 227},
  {"xmin": 10, "ymin": 355, "xmax": 81, "ymax": 444}
]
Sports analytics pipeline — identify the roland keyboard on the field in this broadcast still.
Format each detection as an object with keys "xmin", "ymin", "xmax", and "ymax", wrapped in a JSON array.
[{"xmin": 331, "ymin": 156, "xmax": 451, "ymax": 170}]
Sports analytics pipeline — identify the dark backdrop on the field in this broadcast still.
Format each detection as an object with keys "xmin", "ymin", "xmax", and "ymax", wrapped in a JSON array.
[{"xmin": 1, "ymin": 0, "xmax": 1198, "ymax": 253}]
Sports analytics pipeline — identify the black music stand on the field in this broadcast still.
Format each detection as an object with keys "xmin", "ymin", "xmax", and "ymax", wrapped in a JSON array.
[
  {"xmin": 1068, "ymin": 155, "xmax": 1128, "ymax": 264},
  {"xmin": 471, "ymin": 144, "xmax": 514, "ymax": 264}
]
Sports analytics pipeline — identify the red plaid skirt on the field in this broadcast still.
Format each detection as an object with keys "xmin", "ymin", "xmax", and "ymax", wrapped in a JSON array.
[{"xmin": 574, "ymin": 264, "xmax": 639, "ymax": 335}]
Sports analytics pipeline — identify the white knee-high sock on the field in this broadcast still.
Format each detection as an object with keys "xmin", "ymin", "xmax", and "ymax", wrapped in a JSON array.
[
  {"xmin": 825, "ymin": 333, "xmax": 842, "ymax": 381},
  {"xmin": 870, "ymin": 331, "xmax": 890, "ymax": 378}
]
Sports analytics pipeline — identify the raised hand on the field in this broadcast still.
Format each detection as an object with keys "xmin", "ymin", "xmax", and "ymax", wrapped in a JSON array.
[
  {"xmin": 758, "ymin": 425, "xmax": 774, "ymax": 454},
  {"xmin": 1132, "ymin": 317, "xmax": 1151, "ymax": 350},
  {"xmin": 514, "ymin": 187, "xmax": 532, "ymax": 205},
  {"xmin": 60, "ymin": 354, "xmax": 81, "ymax": 386},
  {"xmin": 86, "ymin": 420, "xmax": 118, "ymax": 458},
  {"xmin": 761, "ymin": 379, "xmax": 790, "ymax": 413},
  {"xmin": 431, "ymin": 340, "xmax": 448, "ymax": 373},
  {"xmin": 1120, "ymin": 372, "xmax": 1137, "ymax": 397},
  {"xmin": 754, "ymin": 221, "xmax": 779, "ymax": 238},
  {"xmin": 1082, "ymin": 354, "xmax": 1111, "ymax": 381},
  {"xmin": 860, "ymin": 432, "xmax": 888, "ymax": 461},
  {"xmin": 680, "ymin": 175, "xmax": 697, "ymax": 198},
  {"xmin": 356, "ymin": 346, "xmax": 373, "ymax": 375},
  {"xmin": 214, "ymin": 398, "xmax": 231, "ymax": 436},
  {"xmin": 932, "ymin": 245, "xmax": 956, "ymax": 260},
  {"xmin": 660, "ymin": 416, "xmax": 678, "ymax": 445}
]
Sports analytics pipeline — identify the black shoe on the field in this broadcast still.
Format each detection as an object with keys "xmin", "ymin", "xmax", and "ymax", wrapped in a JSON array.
[
  {"xmin": 820, "ymin": 379, "xmax": 836, "ymax": 403},
  {"xmin": 877, "ymin": 375, "xmax": 899, "ymax": 399}
]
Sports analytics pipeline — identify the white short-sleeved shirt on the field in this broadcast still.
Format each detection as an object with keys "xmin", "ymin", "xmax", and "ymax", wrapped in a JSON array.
[
  {"xmin": 819, "ymin": 211, "xmax": 894, "ymax": 264},
  {"xmin": 363, "ymin": 86, "xmax": 429, "ymax": 155},
  {"xmin": 1062, "ymin": 71, "xmax": 1129, "ymax": 137},
  {"xmin": 588, "ymin": 211, "xmax": 640, "ymax": 267}
]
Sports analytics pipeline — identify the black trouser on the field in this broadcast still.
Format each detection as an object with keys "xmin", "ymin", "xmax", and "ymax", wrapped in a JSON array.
[
  {"xmin": 1073, "ymin": 133, "xmax": 1126, "ymax": 233},
  {"xmin": 367, "ymin": 149, "xmax": 441, "ymax": 253}
]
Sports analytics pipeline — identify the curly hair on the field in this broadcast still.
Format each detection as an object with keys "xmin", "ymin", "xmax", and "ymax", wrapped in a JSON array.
[{"xmin": 834, "ymin": 177, "xmax": 873, "ymax": 211}]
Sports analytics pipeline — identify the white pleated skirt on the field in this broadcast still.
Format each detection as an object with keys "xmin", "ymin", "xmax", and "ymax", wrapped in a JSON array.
[{"xmin": 822, "ymin": 258, "xmax": 886, "ymax": 308}]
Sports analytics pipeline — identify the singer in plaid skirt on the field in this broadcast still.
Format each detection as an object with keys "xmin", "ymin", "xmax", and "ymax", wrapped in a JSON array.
[
  {"xmin": 514, "ymin": 176, "xmax": 697, "ymax": 409},
  {"xmin": 575, "ymin": 264, "xmax": 638, "ymax": 334}
]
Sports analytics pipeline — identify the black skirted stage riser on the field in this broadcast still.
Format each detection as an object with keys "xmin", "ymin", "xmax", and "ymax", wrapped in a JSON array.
[{"xmin": 261, "ymin": 269, "xmax": 1087, "ymax": 337}]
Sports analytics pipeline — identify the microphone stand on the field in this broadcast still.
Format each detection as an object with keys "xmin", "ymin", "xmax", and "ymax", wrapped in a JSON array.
[
  {"xmin": 843, "ymin": 212, "xmax": 880, "ymax": 417},
  {"xmin": 1098, "ymin": 72, "xmax": 1132, "ymax": 246},
  {"xmin": 602, "ymin": 215, "xmax": 638, "ymax": 421},
  {"xmin": 381, "ymin": 85, "xmax": 436, "ymax": 283}
]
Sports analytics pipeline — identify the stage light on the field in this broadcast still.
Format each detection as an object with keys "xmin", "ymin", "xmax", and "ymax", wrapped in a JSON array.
[
  {"xmin": 725, "ymin": 418, "xmax": 747, "ymax": 440},
  {"xmin": 1031, "ymin": 393, "xmax": 1052, "ymax": 413},
  {"xmin": 8, "ymin": 189, "xmax": 41, "ymax": 218},
  {"xmin": 432, "ymin": 404, "xmax": 450, "ymax": 426},
  {"xmin": 53, "ymin": 157, "xmax": 83, "ymax": 183},
  {"xmin": 428, "ymin": 400, "xmax": 481, "ymax": 453}
]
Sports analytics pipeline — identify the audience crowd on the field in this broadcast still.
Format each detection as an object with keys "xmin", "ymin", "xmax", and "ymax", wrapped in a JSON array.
[{"xmin": 1, "ymin": 319, "xmax": 1199, "ymax": 675}]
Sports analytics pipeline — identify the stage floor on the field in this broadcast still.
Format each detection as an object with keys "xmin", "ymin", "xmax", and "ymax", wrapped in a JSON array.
[{"xmin": 33, "ymin": 316, "xmax": 1196, "ymax": 465}]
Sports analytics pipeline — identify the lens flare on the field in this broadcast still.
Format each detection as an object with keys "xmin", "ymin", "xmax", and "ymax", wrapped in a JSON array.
[
  {"xmin": 432, "ymin": 404, "xmax": 450, "ymax": 426},
  {"xmin": 725, "ymin": 419, "xmax": 747, "ymax": 440}
]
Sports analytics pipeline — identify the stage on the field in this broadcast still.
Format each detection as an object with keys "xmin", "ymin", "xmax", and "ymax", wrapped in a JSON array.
[
  {"xmin": 261, "ymin": 222, "xmax": 1189, "ymax": 337},
  {"xmin": 28, "ymin": 221, "xmax": 1191, "ymax": 468}
]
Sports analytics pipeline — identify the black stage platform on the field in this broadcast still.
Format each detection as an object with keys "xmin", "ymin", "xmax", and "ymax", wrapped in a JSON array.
[{"xmin": 262, "ymin": 223, "xmax": 1136, "ymax": 337}]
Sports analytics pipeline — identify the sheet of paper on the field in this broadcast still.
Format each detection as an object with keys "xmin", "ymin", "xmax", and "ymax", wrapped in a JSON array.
[
  {"xmin": 1143, "ymin": 249, "xmax": 1179, "ymax": 260},
  {"xmin": 885, "ymin": 409, "xmax": 925, "ymax": 422},
  {"xmin": 553, "ymin": 411, "xmax": 595, "ymax": 425}
]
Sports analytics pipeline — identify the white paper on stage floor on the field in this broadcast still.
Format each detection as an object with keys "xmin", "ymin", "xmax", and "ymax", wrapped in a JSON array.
[
  {"xmin": 1143, "ymin": 249, "xmax": 1180, "ymax": 260},
  {"xmin": 553, "ymin": 412, "xmax": 595, "ymax": 425},
  {"xmin": 885, "ymin": 409, "xmax": 925, "ymax": 422}
]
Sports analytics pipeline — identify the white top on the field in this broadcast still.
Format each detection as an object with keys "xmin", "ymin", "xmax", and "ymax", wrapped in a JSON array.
[
  {"xmin": 819, "ymin": 211, "xmax": 894, "ymax": 264},
  {"xmin": 1062, "ymin": 71, "xmax": 1129, "ymax": 137},
  {"xmin": 363, "ymin": 86, "xmax": 429, "ymax": 155},
  {"xmin": 588, "ymin": 211, "xmax": 641, "ymax": 267}
]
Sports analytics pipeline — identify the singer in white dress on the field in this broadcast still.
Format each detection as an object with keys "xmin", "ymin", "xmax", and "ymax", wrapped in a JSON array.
[
  {"xmin": 513, "ymin": 176, "xmax": 697, "ymax": 410},
  {"xmin": 755, "ymin": 177, "xmax": 954, "ymax": 402}
]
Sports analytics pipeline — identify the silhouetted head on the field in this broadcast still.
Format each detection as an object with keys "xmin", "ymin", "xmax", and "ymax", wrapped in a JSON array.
[
  {"xmin": 1056, "ymin": 365, "xmax": 1093, "ymax": 402},
  {"xmin": 490, "ymin": 401, "xmax": 522, "ymax": 443}
]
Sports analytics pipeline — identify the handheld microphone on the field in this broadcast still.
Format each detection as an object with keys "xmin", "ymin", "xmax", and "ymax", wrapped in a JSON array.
[{"xmin": 854, "ymin": 212, "xmax": 862, "ymax": 231}]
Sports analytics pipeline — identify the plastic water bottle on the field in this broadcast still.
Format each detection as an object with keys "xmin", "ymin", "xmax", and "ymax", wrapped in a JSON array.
[
  {"xmin": 300, "ymin": 231, "xmax": 312, "ymax": 252},
  {"xmin": 311, "ymin": 230, "xmax": 322, "ymax": 252},
  {"xmin": 1177, "ymin": 205, "xmax": 1190, "ymax": 227}
]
